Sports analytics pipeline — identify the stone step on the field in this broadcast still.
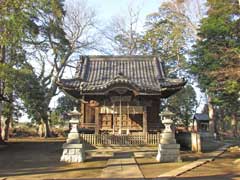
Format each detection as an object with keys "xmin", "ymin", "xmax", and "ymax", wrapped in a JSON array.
[
  {"xmin": 86, "ymin": 149, "xmax": 158, "ymax": 158},
  {"xmin": 134, "ymin": 151, "xmax": 157, "ymax": 157},
  {"xmin": 86, "ymin": 150, "xmax": 114, "ymax": 157}
]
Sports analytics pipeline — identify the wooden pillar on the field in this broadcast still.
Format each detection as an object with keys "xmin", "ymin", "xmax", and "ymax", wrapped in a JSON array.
[
  {"xmin": 112, "ymin": 103, "xmax": 115, "ymax": 134},
  {"xmin": 95, "ymin": 107, "xmax": 100, "ymax": 134},
  {"xmin": 119, "ymin": 96, "xmax": 122, "ymax": 134},
  {"xmin": 143, "ymin": 106, "xmax": 148, "ymax": 136},
  {"xmin": 80, "ymin": 102, "xmax": 85, "ymax": 126},
  {"xmin": 86, "ymin": 104, "xmax": 91, "ymax": 123}
]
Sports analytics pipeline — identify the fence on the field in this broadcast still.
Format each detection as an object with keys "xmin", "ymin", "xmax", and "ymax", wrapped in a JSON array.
[{"xmin": 79, "ymin": 133, "xmax": 161, "ymax": 146}]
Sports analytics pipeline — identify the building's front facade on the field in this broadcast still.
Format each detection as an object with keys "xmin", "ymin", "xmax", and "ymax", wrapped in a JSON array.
[
  {"xmin": 192, "ymin": 113, "xmax": 210, "ymax": 132},
  {"xmin": 57, "ymin": 55, "xmax": 186, "ymax": 135}
]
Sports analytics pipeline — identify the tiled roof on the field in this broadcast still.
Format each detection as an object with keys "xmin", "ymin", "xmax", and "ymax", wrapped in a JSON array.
[
  {"xmin": 57, "ymin": 55, "xmax": 186, "ymax": 96},
  {"xmin": 193, "ymin": 113, "xmax": 209, "ymax": 121}
]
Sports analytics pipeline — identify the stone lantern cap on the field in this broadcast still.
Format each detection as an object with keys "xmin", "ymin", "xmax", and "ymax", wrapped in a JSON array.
[
  {"xmin": 159, "ymin": 108, "xmax": 175, "ymax": 124},
  {"xmin": 159, "ymin": 108, "xmax": 175, "ymax": 117},
  {"xmin": 68, "ymin": 107, "xmax": 81, "ymax": 124},
  {"xmin": 162, "ymin": 118, "xmax": 173, "ymax": 124},
  {"xmin": 68, "ymin": 107, "xmax": 81, "ymax": 116}
]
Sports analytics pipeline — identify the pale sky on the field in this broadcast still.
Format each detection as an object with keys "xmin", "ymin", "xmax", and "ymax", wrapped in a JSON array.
[
  {"xmin": 66, "ymin": 0, "xmax": 162, "ymax": 30},
  {"xmin": 85, "ymin": 0, "xmax": 161, "ymax": 20}
]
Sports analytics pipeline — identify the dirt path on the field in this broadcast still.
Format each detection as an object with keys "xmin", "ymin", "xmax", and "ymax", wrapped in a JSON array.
[{"xmin": 174, "ymin": 146, "xmax": 240, "ymax": 180}]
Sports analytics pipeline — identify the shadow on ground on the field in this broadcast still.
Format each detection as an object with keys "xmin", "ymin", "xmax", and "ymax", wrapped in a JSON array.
[{"xmin": 0, "ymin": 139, "xmax": 107, "ymax": 179}]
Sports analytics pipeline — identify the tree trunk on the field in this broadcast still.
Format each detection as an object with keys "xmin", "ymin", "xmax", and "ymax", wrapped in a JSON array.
[
  {"xmin": 208, "ymin": 96, "xmax": 214, "ymax": 133},
  {"xmin": 0, "ymin": 46, "xmax": 6, "ymax": 144},
  {"xmin": 3, "ymin": 117, "xmax": 11, "ymax": 140},
  {"xmin": 43, "ymin": 118, "xmax": 52, "ymax": 138},
  {"xmin": 0, "ymin": 102, "xmax": 4, "ymax": 143},
  {"xmin": 3, "ymin": 98, "xmax": 13, "ymax": 140},
  {"xmin": 208, "ymin": 95, "xmax": 218, "ymax": 137},
  {"xmin": 220, "ymin": 108, "xmax": 226, "ymax": 132},
  {"xmin": 38, "ymin": 120, "xmax": 45, "ymax": 137},
  {"xmin": 0, "ymin": 46, "xmax": 4, "ymax": 143},
  {"xmin": 38, "ymin": 118, "xmax": 52, "ymax": 138},
  {"xmin": 231, "ymin": 113, "xmax": 238, "ymax": 137}
]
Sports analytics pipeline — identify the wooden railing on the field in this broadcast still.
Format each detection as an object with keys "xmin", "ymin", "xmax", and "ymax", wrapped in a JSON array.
[
  {"xmin": 79, "ymin": 133, "xmax": 161, "ymax": 145},
  {"xmin": 80, "ymin": 123, "xmax": 96, "ymax": 128}
]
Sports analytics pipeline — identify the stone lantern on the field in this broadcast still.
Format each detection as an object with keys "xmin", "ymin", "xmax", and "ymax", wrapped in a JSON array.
[
  {"xmin": 60, "ymin": 107, "xmax": 85, "ymax": 163},
  {"xmin": 156, "ymin": 108, "xmax": 181, "ymax": 162},
  {"xmin": 159, "ymin": 108, "xmax": 176, "ymax": 144},
  {"xmin": 67, "ymin": 107, "xmax": 81, "ymax": 144}
]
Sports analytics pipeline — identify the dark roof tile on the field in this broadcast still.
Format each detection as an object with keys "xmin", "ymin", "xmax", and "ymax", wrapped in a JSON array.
[{"xmin": 57, "ymin": 55, "xmax": 186, "ymax": 95}]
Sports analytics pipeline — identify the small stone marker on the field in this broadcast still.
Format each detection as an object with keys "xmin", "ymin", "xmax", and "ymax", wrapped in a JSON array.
[
  {"xmin": 156, "ymin": 108, "xmax": 181, "ymax": 162},
  {"xmin": 60, "ymin": 107, "xmax": 85, "ymax": 163}
]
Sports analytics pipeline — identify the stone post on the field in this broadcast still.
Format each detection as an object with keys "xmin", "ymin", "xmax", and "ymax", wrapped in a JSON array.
[
  {"xmin": 60, "ymin": 107, "xmax": 85, "ymax": 163},
  {"xmin": 156, "ymin": 108, "xmax": 181, "ymax": 162}
]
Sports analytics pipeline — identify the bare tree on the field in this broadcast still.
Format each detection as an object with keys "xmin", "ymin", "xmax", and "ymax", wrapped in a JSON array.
[
  {"xmin": 162, "ymin": 0, "xmax": 206, "ymax": 39},
  {"xmin": 100, "ymin": 4, "xmax": 143, "ymax": 55},
  {"xmin": 23, "ymin": 0, "xmax": 98, "ymax": 137},
  {"xmin": 64, "ymin": 0, "xmax": 97, "ymax": 55}
]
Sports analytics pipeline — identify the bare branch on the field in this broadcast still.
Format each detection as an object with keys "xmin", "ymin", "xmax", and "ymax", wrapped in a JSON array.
[
  {"xmin": 64, "ymin": 0, "xmax": 97, "ymax": 52},
  {"xmin": 99, "ymin": 3, "xmax": 143, "ymax": 55}
]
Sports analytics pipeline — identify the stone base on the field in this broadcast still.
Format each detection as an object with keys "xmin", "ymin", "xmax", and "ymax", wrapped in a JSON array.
[
  {"xmin": 156, "ymin": 143, "xmax": 181, "ymax": 163},
  {"xmin": 60, "ymin": 143, "xmax": 85, "ymax": 163}
]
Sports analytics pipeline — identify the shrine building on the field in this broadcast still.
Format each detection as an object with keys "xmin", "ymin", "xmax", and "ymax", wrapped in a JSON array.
[{"xmin": 57, "ymin": 55, "xmax": 186, "ymax": 135}]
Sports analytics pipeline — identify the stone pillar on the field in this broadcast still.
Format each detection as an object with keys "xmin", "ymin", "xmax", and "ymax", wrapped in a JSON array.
[
  {"xmin": 60, "ymin": 108, "xmax": 85, "ymax": 163},
  {"xmin": 156, "ymin": 108, "xmax": 181, "ymax": 163},
  {"xmin": 191, "ymin": 132, "xmax": 201, "ymax": 152}
]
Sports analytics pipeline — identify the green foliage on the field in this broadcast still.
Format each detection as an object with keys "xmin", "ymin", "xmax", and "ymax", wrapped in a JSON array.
[
  {"xmin": 0, "ymin": 0, "xmax": 30, "ymax": 45},
  {"xmin": 0, "ymin": 0, "xmax": 67, "ymax": 126},
  {"xmin": 142, "ymin": 2, "xmax": 193, "ymax": 74},
  {"xmin": 55, "ymin": 95, "xmax": 78, "ymax": 115},
  {"xmin": 0, "ymin": 63, "xmax": 31, "ymax": 93},
  {"xmin": 18, "ymin": 71, "xmax": 48, "ymax": 122},
  {"xmin": 50, "ymin": 111, "xmax": 65, "ymax": 126},
  {"xmin": 168, "ymin": 85, "xmax": 197, "ymax": 127},
  {"xmin": 49, "ymin": 95, "xmax": 78, "ymax": 126},
  {"xmin": 0, "ymin": 61, "xmax": 49, "ymax": 122},
  {"xmin": 190, "ymin": 0, "xmax": 240, "ymax": 117}
]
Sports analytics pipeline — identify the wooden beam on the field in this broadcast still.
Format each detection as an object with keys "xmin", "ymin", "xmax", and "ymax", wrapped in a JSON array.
[
  {"xmin": 143, "ymin": 106, "xmax": 148, "ymax": 136},
  {"xmin": 80, "ymin": 102, "xmax": 85, "ymax": 125},
  {"xmin": 95, "ymin": 107, "xmax": 100, "ymax": 134},
  {"xmin": 85, "ymin": 104, "xmax": 91, "ymax": 123}
]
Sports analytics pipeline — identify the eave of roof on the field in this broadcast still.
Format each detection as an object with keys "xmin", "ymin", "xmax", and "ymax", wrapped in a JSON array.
[
  {"xmin": 193, "ymin": 113, "xmax": 209, "ymax": 121},
  {"xmin": 56, "ymin": 77, "xmax": 186, "ymax": 97},
  {"xmin": 57, "ymin": 55, "xmax": 186, "ymax": 97}
]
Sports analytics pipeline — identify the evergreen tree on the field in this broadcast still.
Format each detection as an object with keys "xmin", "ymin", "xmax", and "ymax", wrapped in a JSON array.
[
  {"xmin": 190, "ymin": 0, "xmax": 240, "ymax": 136},
  {"xmin": 142, "ymin": 1, "xmax": 196, "ymax": 75},
  {"xmin": 0, "ymin": 0, "xmax": 38, "ymax": 142},
  {"xmin": 0, "ymin": 0, "xmax": 67, "ymax": 138}
]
